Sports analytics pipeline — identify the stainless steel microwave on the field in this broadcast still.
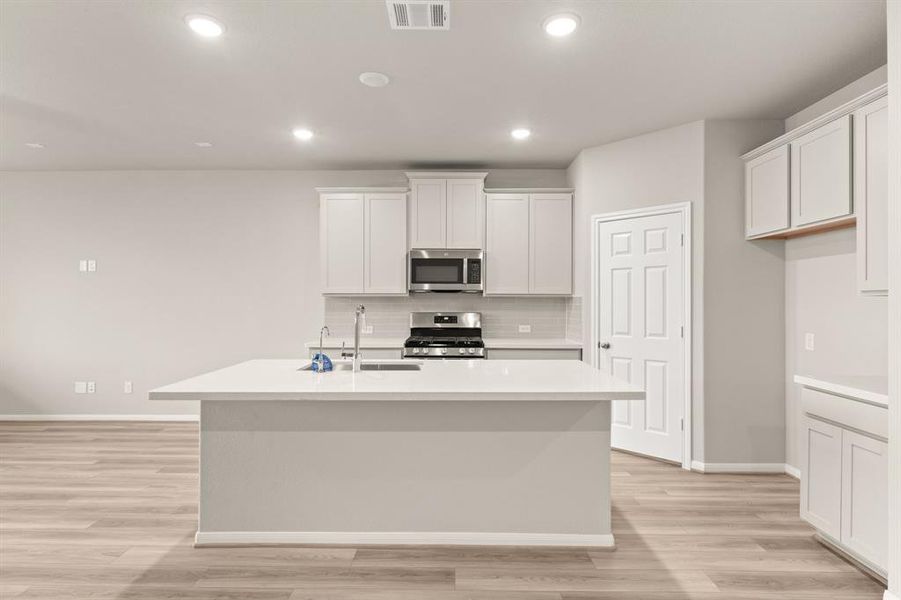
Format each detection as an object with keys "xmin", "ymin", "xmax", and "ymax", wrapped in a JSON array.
[{"xmin": 408, "ymin": 249, "xmax": 483, "ymax": 293}]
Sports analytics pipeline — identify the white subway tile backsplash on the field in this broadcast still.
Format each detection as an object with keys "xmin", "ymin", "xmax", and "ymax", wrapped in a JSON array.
[{"xmin": 324, "ymin": 295, "xmax": 574, "ymax": 339}]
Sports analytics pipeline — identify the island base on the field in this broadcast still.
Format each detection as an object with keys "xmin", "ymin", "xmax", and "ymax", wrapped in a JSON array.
[{"xmin": 198, "ymin": 400, "xmax": 614, "ymax": 547}]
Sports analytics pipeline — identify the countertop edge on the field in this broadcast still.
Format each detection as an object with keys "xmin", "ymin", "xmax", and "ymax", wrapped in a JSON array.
[
  {"xmin": 149, "ymin": 391, "xmax": 644, "ymax": 402},
  {"xmin": 793, "ymin": 375, "xmax": 889, "ymax": 407}
]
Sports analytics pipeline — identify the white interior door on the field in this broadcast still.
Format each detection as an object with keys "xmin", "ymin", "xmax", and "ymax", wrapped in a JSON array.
[{"xmin": 597, "ymin": 211, "xmax": 685, "ymax": 463}]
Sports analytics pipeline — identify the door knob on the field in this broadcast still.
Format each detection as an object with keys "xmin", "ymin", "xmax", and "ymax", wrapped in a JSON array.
[{"xmin": 600, "ymin": 343, "xmax": 611, "ymax": 349}]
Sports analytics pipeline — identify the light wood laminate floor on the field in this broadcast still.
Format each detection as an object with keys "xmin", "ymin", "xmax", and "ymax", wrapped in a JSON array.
[{"xmin": 0, "ymin": 421, "xmax": 886, "ymax": 599}]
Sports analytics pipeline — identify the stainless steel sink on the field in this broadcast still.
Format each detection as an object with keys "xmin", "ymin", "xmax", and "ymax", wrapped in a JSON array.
[
  {"xmin": 359, "ymin": 362, "xmax": 421, "ymax": 371},
  {"xmin": 300, "ymin": 360, "xmax": 422, "ymax": 372}
]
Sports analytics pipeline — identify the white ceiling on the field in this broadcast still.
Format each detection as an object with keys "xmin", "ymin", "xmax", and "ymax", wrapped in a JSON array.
[{"xmin": 0, "ymin": 0, "xmax": 887, "ymax": 171}]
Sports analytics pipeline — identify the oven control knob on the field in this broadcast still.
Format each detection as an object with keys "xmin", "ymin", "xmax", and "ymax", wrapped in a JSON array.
[
  {"xmin": 468, "ymin": 348, "xmax": 475, "ymax": 354},
  {"xmin": 413, "ymin": 348, "xmax": 419, "ymax": 354},
  {"xmin": 440, "ymin": 348, "xmax": 447, "ymax": 355},
  {"xmin": 458, "ymin": 348, "xmax": 465, "ymax": 354}
]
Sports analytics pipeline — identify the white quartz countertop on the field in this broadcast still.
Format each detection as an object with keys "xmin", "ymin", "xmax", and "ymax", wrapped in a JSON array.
[
  {"xmin": 149, "ymin": 359, "xmax": 643, "ymax": 402},
  {"xmin": 794, "ymin": 374, "xmax": 888, "ymax": 407},
  {"xmin": 304, "ymin": 338, "xmax": 583, "ymax": 350}
]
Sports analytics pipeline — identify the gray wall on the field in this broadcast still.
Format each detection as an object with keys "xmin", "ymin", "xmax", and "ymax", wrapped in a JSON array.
[
  {"xmin": 703, "ymin": 120, "xmax": 786, "ymax": 464},
  {"xmin": 782, "ymin": 66, "xmax": 889, "ymax": 470},
  {"xmin": 0, "ymin": 168, "xmax": 566, "ymax": 416}
]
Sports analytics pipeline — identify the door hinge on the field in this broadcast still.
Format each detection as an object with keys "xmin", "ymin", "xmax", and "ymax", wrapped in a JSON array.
[
  {"xmin": 680, "ymin": 326, "xmax": 684, "ymax": 338},
  {"xmin": 680, "ymin": 233, "xmax": 684, "ymax": 246},
  {"xmin": 680, "ymin": 417, "xmax": 684, "ymax": 431}
]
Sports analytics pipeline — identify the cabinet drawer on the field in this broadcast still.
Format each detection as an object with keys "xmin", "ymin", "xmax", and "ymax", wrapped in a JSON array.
[
  {"xmin": 801, "ymin": 387, "xmax": 887, "ymax": 440},
  {"xmin": 486, "ymin": 348, "xmax": 582, "ymax": 360}
]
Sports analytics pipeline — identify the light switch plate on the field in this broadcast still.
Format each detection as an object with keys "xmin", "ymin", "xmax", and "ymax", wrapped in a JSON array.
[
  {"xmin": 74, "ymin": 381, "xmax": 87, "ymax": 394},
  {"xmin": 86, "ymin": 381, "xmax": 96, "ymax": 394},
  {"xmin": 363, "ymin": 325, "xmax": 373, "ymax": 334},
  {"xmin": 518, "ymin": 324, "xmax": 532, "ymax": 334},
  {"xmin": 78, "ymin": 260, "xmax": 88, "ymax": 272},
  {"xmin": 804, "ymin": 333, "xmax": 815, "ymax": 351},
  {"xmin": 123, "ymin": 380, "xmax": 133, "ymax": 394},
  {"xmin": 87, "ymin": 260, "xmax": 97, "ymax": 272}
]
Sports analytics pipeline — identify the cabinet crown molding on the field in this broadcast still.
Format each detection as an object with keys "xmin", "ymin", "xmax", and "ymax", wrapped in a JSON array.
[
  {"xmin": 742, "ymin": 84, "xmax": 888, "ymax": 162},
  {"xmin": 404, "ymin": 171, "xmax": 488, "ymax": 180}
]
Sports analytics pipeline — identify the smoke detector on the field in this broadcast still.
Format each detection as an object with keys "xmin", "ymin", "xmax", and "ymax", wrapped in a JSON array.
[{"xmin": 386, "ymin": 0, "xmax": 449, "ymax": 30}]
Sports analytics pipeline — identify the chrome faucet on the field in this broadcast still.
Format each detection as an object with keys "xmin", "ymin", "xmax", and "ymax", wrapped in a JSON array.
[
  {"xmin": 340, "ymin": 305, "xmax": 366, "ymax": 372},
  {"xmin": 317, "ymin": 326, "xmax": 330, "ymax": 373}
]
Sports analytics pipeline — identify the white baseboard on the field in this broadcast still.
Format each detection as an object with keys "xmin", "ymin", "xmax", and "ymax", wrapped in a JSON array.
[
  {"xmin": 884, "ymin": 590, "xmax": 899, "ymax": 600},
  {"xmin": 0, "ymin": 414, "xmax": 198, "ymax": 422},
  {"xmin": 784, "ymin": 464, "xmax": 801, "ymax": 479},
  {"xmin": 194, "ymin": 530, "xmax": 616, "ymax": 548},
  {"xmin": 691, "ymin": 460, "xmax": 796, "ymax": 475}
]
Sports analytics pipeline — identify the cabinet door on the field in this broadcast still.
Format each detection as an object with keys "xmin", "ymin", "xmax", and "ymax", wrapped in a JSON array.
[
  {"xmin": 320, "ymin": 193, "xmax": 364, "ymax": 294},
  {"xmin": 485, "ymin": 194, "xmax": 530, "ymax": 294},
  {"xmin": 800, "ymin": 416, "xmax": 842, "ymax": 539},
  {"xmin": 364, "ymin": 193, "xmax": 407, "ymax": 295},
  {"xmin": 745, "ymin": 145, "xmax": 790, "ymax": 237},
  {"xmin": 790, "ymin": 115, "xmax": 852, "ymax": 227},
  {"xmin": 854, "ymin": 97, "xmax": 889, "ymax": 294},
  {"xmin": 446, "ymin": 178, "xmax": 484, "ymax": 249},
  {"xmin": 841, "ymin": 430, "xmax": 888, "ymax": 569},
  {"xmin": 409, "ymin": 179, "xmax": 446, "ymax": 248},
  {"xmin": 529, "ymin": 193, "xmax": 572, "ymax": 294}
]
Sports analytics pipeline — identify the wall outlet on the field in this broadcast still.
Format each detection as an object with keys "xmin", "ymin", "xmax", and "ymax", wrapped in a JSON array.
[
  {"xmin": 804, "ymin": 333, "xmax": 815, "ymax": 351},
  {"xmin": 74, "ymin": 381, "xmax": 87, "ymax": 394},
  {"xmin": 87, "ymin": 259, "xmax": 97, "ymax": 272},
  {"xmin": 518, "ymin": 324, "xmax": 532, "ymax": 334},
  {"xmin": 123, "ymin": 380, "xmax": 133, "ymax": 394},
  {"xmin": 86, "ymin": 381, "xmax": 96, "ymax": 394},
  {"xmin": 363, "ymin": 325, "xmax": 373, "ymax": 335}
]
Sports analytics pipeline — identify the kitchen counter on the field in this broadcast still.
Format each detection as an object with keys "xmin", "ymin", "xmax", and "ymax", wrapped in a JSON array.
[
  {"xmin": 150, "ymin": 358, "xmax": 639, "ymax": 402},
  {"xmin": 793, "ymin": 374, "xmax": 888, "ymax": 407},
  {"xmin": 150, "ymin": 359, "xmax": 642, "ymax": 548}
]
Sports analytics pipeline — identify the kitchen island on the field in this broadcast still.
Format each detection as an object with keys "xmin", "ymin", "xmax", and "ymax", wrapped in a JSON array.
[{"xmin": 150, "ymin": 359, "xmax": 643, "ymax": 547}]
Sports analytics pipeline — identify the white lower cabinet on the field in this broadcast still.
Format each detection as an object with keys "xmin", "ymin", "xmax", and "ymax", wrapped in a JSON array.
[
  {"xmin": 800, "ymin": 393, "xmax": 888, "ymax": 575},
  {"xmin": 801, "ymin": 416, "xmax": 843, "ymax": 539},
  {"xmin": 841, "ymin": 430, "xmax": 888, "ymax": 568}
]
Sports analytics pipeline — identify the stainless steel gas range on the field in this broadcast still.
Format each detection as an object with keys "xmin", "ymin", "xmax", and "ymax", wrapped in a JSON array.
[{"xmin": 402, "ymin": 312, "xmax": 485, "ymax": 359}]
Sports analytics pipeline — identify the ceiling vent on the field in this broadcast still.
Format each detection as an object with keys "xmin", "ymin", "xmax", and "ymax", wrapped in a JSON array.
[{"xmin": 386, "ymin": 0, "xmax": 449, "ymax": 30}]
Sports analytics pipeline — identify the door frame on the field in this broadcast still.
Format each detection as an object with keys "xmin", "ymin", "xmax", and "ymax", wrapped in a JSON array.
[{"xmin": 590, "ymin": 201, "xmax": 693, "ymax": 470}]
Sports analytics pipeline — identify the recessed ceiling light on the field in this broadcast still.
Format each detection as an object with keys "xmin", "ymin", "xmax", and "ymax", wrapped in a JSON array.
[
  {"xmin": 194, "ymin": 142, "xmax": 213, "ymax": 148},
  {"xmin": 359, "ymin": 72, "xmax": 390, "ymax": 88},
  {"xmin": 292, "ymin": 128, "xmax": 314, "ymax": 141},
  {"xmin": 185, "ymin": 14, "xmax": 225, "ymax": 38},
  {"xmin": 511, "ymin": 128, "xmax": 531, "ymax": 140},
  {"xmin": 25, "ymin": 142, "xmax": 45, "ymax": 149},
  {"xmin": 543, "ymin": 13, "xmax": 580, "ymax": 37}
]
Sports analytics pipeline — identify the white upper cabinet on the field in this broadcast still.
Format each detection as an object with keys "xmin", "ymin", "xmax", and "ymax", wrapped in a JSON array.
[
  {"xmin": 409, "ymin": 179, "xmax": 447, "ymax": 248},
  {"xmin": 790, "ymin": 114, "xmax": 852, "ymax": 227},
  {"xmin": 407, "ymin": 173, "xmax": 487, "ymax": 249},
  {"xmin": 530, "ymin": 194, "xmax": 573, "ymax": 294},
  {"xmin": 486, "ymin": 194, "xmax": 530, "ymax": 294},
  {"xmin": 364, "ymin": 193, "xmax": 408, "ymax": 295},
  {"xmin": 854, "ymin": 97, "xmax": 889, "ymax": 295},
  {"xmin": 486, "ymin": 191, "xmax": 573, "ymax": 296},
  {"xmin": 319, "ymin": 189, "xmax": 408, "ymax": 296},
  {"xmin": 745, "ymin": 145, "xmax": 790, "ymax": 237},
  {"xmin": 743, "ymin": 87, "xmax": 886, "ymax": 241},
  {"xmin": 320, "ymin": 193, "xmax": 365, "ymax": 295},
  {"xmin": 446, "ymin": 178, "xmax": 485, "ymax": 248}
]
